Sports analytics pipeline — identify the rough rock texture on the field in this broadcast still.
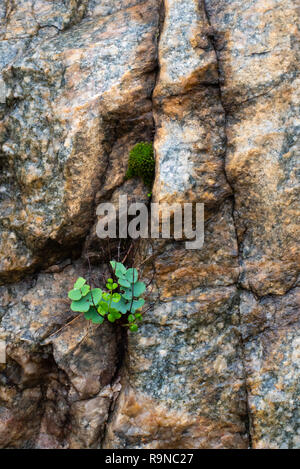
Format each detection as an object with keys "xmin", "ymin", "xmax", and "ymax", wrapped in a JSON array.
[
  {"xmin": 0, "ymin": 0, "xmax": 158, "ymax": 283},
  {"xmin": 0, "ymin": 0, "xmax": 299, "ymax": 449},
  {"xmin": 0, "ymin": 260, "xmax": 122, "ymax": 448},
  {"xmin": 205, "ymin": 0, "xmax": 299, "ymax": 296}
]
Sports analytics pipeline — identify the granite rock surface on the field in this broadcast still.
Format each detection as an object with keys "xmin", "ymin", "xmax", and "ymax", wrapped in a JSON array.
[{"xmin": 0, "ymin": 0, "xmax": 299, "ymax": 449}]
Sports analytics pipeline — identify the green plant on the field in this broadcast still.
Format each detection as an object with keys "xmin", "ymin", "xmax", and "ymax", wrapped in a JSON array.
[
  {"xmin": 125, "ymin": 142, "xmax": 155, "ymax": 187},
  {"xmin": 67, "ymin": 261, "xmax": 146, "ymax": 332}
]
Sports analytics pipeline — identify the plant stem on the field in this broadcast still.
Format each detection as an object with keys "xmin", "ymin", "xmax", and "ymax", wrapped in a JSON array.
[{"xmin": 129, "ymin": 267, "xmax": 134, "ymax": 316}]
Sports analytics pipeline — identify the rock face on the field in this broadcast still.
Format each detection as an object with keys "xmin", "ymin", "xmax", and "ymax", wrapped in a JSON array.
[
  {"xmin": 0, "ymin": 260, "xmax": 122, "ymax": 448},
  {"xmin": 0, "ymin": 0, "xmax": 299, "ymax": 449},
  {"xmin": 0, "ymin": 0, "xmax": 158, "ymax": 282}
]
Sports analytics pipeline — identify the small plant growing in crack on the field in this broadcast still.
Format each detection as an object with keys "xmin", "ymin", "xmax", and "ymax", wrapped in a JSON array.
[
  {"xmin": 67, "ymin": 261, "xmax": 146, "ymax": 332},
  {"xmin": 125, "ymin": 142, "xmax": 155, "ymax": 193}
]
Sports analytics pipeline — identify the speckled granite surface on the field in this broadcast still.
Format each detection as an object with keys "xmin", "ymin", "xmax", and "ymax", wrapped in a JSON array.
[{"xmin": 0, "ymin": 0, "xmax": 299, "ymax": 449}]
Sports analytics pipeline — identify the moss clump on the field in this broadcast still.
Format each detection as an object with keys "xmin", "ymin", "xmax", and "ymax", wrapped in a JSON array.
[{"xmin": 125, "ymin": 142, "xmax": 155, "ymax": 187}]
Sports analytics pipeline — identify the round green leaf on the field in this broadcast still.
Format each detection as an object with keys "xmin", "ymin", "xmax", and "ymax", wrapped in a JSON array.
[
  {"xmin": 71, "ymin": 289, "xmax": 102, "ymax": 312},
  {"xmin": 119, "ymin": 278, "xmax": 131, "ymax": 288},
  {"xmin": 81, "ymin": 284, "xmax": 90, "ymax": 296},
  {"xmin": 98, "ymin": 301, "xmax": 109, "ymax": 312},
  {"xmin": 107, "ymin": 278, "xmax": 113, "ymax": 283},
  {"xmin": 112, "ymin": 293, "xmax": 121, "ymax": 303},
  {"xmin": 102, "ymin": 292, "xmax": 110, "ymax": 301},
  {"xmin": 113, "ymin": 298, "xmax": 131, "ymax": 314},
  {"xmin": 133, "ymin": 282, "xmax": 146, "ymax": 297},
  {"xmin": 92, "ymin": 315, "xmax": 104, "ymax": 324},
  {"xmin": 89, "ymin": 288, "xmax": 102, "ymax": 305},
  {"xmin": 129, "ymin": 324, "xmax": 138, "ymax": 332},
  {"xmin": 122, "ymin": 289, "xmax": 133, "ymax": 300},
  {"xmin": 97, "ymin": 306, "xmax": 107, "ymax": 316},
  {"xmin": 128, "ymin": 314, "xmax": 135, "ymax": 323},
  {"xmin": 107, "ymin": 313, "xmax": 116, "ymax": 323},
  {"xmin": 112, "ymin": 283, "xmax": 118, "ymax": 290},
  {"xmin": 116, "ymin": 263, "xmax": 127, "ymax": 277},
  {"xmin": 68, "ymin": 289, "xmax": 82, "ymax": 301},
  {"xmin": 110, "ymin": 261, "xmax": 126, "ymax": 277},
  {"xmin": 71, "ymin": 297, "xmax": 90, "ymax": 313},
  {"xmin": 131, "ymin": 298, "xmax": 145, "ymax": 312},
  {"xmin": 84, "ymin": 308, "xmax": 104, "ymax": 324},
  {"xmin": 74, "ymin": 277, "xmax": 86, "ymax": 289},
  {"xmin": 125, "ymin": 268, "xmax": 138, "ymax": 283}
]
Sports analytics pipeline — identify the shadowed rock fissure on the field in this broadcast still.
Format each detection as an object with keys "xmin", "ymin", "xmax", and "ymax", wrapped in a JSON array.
[
  {"xmin": 100, "ymin": 1, "xmax": 165, "ymax": 444},
  {"xmin": 45, "ymin": 2, "xmax": 162, "ymax": 446},
  {"xmin": 202, "ymin": 0, "xmax": 252, "ymax": 448}
]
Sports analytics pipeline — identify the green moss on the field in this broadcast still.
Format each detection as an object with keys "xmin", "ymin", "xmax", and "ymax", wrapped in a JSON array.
[{"xmin": 125, "ymin": 142, "xmax": 155, "ymax": 187}]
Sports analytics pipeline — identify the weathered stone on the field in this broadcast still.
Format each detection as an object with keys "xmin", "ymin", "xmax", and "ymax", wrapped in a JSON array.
[
  {"xmin": 204, "ymin": 0, "xmax": 299, "ymax": 107},
  {"xmin": 0, "ymin": 261, "xmax": 85, "ymax": 343},
  {"xmin": 86, "ymin": 0, "xmax": 151, "ymax": 19},
  {"xmin": 240, "ymin": 287, "xmax": 300, "ymax": 449},
  {"xmin": 226, "ymin": 83, "xmax": 300, "ymax": 296},
  {"xmin": 0, "ymin": 0, "xmax": 299, "ymax": 450},
  {"xmin": 85, "ymin": 178, "xmax": 150, "ymax": 263},
  {"xmin": 204, "ymin": 0, "xmax": 300, "ymax": 296},
  {"xmin": 104, "ymin": 1, "xmax": 245, "ymax": 449},
  {"xmin": 67, "ymin": 387, "xmax": 112, "ymax": 449},
  {"xmin": 0, "ymin": 0, "xmax": 159, "ymax": 283},
  {"xmin": 0, "ymin": 1, "xmax": 88, "ymax": 40},
  {"xmin": 48, "ymin": 314, "xmax": 120, "ymax": 401},
  {"xmin": 0, "ymin": 260, "xmax": 121, "ymax": 447},
  {"xmin": 105, "ymin": 385, "xmax": 247, "ymax": 449},
  {"xmin": 105, "ymin": 0, "xmax": 299, "ymax": 450},
  {"xmin": 0, "ymin": 385, "xmax": 42, "ymax": 448},
  {"xmin": 153, "ymin": 0, "xmax": 231, "ymax": 207},
  {"xmin": 35, "ymin": 372, "xmax": 69, "ymax": 449},
  {"xmin": 104, "ymin": 201, "xmax": 249, "ymax": 448}
]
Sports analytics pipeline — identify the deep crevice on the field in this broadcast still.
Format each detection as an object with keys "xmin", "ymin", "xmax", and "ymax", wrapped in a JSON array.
[
  {"xmin": 202, "ymin": 0, "xmax": 253, "ymax": 448},
  {"xmin": 99, "ymin": 324, "xmax": 128, "ymax": 448},
  {"xmin": 100, "ymin": 0, "xmax": 164, "ymax": 447}
]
